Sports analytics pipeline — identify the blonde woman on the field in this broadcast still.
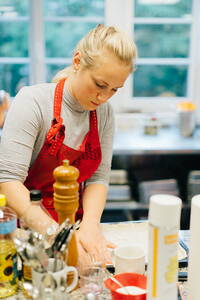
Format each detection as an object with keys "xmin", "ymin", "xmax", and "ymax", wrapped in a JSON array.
[{"xmin": 0, "ymin": 24, "xmax": 137, "ymax": 266}]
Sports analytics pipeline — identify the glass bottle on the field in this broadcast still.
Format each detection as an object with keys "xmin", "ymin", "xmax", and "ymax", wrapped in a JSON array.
[
  {"xmin": 0, "ymin": 194, "xmax": 18, "ymax": 298},
  {"xmin": 20, "ymin": 189, "xmax": 47, "ymax": 230},
  {"xmin": 21, "ymin": 190, "xmax": 44, "ymax": 282}
]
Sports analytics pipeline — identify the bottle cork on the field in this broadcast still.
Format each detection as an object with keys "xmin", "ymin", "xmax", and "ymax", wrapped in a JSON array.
[{"xmin": 53, "ymin": 159, "xmax": 79, "ymax": 267}]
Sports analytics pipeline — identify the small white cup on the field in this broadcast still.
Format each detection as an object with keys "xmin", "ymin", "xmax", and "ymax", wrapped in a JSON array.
[
  {"xmin": 114, "ymin": 244, "xmax": 145, "ymax": 275},
  {"xmin": 32, "ymin": 258, "xmax": 78, "ymax": 293}
]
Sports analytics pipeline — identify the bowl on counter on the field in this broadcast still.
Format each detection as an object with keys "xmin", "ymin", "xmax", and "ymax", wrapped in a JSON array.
[{"xmin": 104, "ymin": 272, "xmax": 147, "ymax": 300}]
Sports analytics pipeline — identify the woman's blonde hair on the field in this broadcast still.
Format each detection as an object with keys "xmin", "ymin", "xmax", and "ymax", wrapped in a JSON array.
[{"xmin": 52, "ymin": 24, "xmax": 137, "ymax": 82}]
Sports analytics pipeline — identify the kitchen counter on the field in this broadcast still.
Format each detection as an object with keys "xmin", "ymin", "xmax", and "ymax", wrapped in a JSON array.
[
  {"xmin": 113, "ymin": 126, "xmax": 200, "ymax": 155},
  {"xmin": 111, "ymin": 125, "xmax": 200, "ymax": 210}
]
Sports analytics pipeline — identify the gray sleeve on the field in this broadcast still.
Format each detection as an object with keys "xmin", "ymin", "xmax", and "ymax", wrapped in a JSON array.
[
  {"xmin": 0, "ymin": 87, "xmax": 43, "ymax": 183},
  {"xmin": 85, "ymin": 103, "xmax": 115, "ymax": 188}
]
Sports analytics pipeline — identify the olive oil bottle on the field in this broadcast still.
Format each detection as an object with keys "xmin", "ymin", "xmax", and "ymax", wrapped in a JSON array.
[{"xmin": 0, "ymin": 194, "xmax": 18, "ymax": 298}]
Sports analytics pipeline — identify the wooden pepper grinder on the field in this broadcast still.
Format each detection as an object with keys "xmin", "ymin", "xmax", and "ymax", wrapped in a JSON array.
[{"xmin": 53, "ymin": 159, "xmax": 79, "ymax": 267}]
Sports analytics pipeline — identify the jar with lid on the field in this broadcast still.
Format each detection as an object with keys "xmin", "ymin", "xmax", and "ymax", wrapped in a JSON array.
[{"xmin": 143, "ymin": 115, "xmax": 159, "ymax": 135}]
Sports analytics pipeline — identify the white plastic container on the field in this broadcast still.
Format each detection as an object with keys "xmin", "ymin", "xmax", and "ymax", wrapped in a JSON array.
[
  {"xmin": 188, "ymin": 195, "xmax": 200, "ymax": 300},
  {"xmin": 147, "ymin": 194, "xmax": 182, "ymax": 300}
]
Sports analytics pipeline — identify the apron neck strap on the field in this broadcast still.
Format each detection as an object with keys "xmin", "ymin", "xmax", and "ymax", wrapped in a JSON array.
[{"xmin": 54, "ymin": 78, "xmax": 66, "ymax": 123}]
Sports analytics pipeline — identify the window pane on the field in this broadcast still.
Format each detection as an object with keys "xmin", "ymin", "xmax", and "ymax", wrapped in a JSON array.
[
  {"xmin": 133, "ymin": 65, "xmax": 187, "ymax": 97},
  {"xmin": 44, "ymin": 0, "xmax": 104, "ymax": 17},
  {"xmin": 135, "ymin": 24, "xmax": 190, "ymax": 58},
  {"xmin": 135, "ymin": 0, "xmax": 192, "ymax": 18},
  {"xmin": 0, "ymin": 64, "xmax": 29, "ymax": 96},
  {"xmin": 0, "ymin": 0, "xmax": 29, "ymax": 17},
  {"xmin": 45, "ymin": 22, "xmax": 100, "ymax": 57},
  {"xmin": 46, "ymin": 64, "xmax": 66, "ymax": 82},
  {"xmin": 0, "ymin": 22, "xmax": 28, "ymax": 57}
]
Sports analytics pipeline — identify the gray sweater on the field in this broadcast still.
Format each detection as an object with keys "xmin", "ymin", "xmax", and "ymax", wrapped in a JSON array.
[{"xmin": 0, "ymin": 82, "xmax": 115, "ymax": 187}]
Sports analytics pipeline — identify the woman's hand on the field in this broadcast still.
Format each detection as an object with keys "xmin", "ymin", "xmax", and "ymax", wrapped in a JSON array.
[{"xmin": 76, "ymin": 221, "xmax": 116, "ymax": 270}]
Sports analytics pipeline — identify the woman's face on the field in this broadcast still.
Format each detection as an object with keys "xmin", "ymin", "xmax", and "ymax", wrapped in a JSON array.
[{"xmin": 68, "ymin": 50, "xmax": 131, "ymax": 111}]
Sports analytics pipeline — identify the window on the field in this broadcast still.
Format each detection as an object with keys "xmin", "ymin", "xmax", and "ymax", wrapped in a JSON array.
[
  {"xmin": 133, "ymin": 0, "xmax": 196, "ymax": 112},
  {"xmin": 107, "ymin": 0, "xmax": 200, "ymax": 113},
  {"xmin": 0, "ymin": 0, "xmax": 105, "ymax": 95},
  {"xmin": 0, "ymin": 0, "xmax": 199, "ymax": 114},
  {"xmin": 0, "ymin": 0, "xmax": 29, "ymax": 96},
  {"xmin": 44, "ymin": 0, "xmax": 104, "ymax": 82}
]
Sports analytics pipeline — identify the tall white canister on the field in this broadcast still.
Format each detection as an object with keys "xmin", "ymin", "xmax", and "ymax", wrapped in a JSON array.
[
  {"xmin": 188, "ymin": 195, "xmax": 200, "ymax": 300},
  {"xmin": 147, "ymin": 194, "xmax": 182, "ymax": 300}
]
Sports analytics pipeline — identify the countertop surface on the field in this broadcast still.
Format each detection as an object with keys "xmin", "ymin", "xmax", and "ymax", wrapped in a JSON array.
[
  {"xmin": 1, "ymin": 125, "xmax": 200, "ymax": 155},
  {"xmin": 113, "ymin": 126, "xmax": 200, "ymax": 155}
]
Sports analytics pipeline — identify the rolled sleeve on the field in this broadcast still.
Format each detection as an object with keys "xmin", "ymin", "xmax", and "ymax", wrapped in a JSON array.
[{"xmin": 0, "ymin": 87, "xmax": 43, "ymax": 183}]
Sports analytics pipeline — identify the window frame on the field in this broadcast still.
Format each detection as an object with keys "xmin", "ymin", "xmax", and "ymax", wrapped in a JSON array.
[
  {"xmin": 1, "ymin": 0, "xmax": 200, "ymax": 114},
  {"xmin": 0, "ymin": 16, "xmax": 29, "ymax": 64},
  {"xmin": 105, "ymin": 0, "xmax": 200, "ymax": 113}
]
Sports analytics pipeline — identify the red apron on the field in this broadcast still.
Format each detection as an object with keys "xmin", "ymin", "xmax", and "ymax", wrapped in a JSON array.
[{"xmin": 24, "ymin": 78, "xmax": 102, "ymax": 222}]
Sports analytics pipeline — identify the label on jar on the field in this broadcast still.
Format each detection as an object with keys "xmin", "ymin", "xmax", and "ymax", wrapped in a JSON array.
[
  {"xmin": 0, "ymin": 240, "xmax": 18, "ymax": 291},
  {"xmin": 23, "ymin": 263, "xmax": 32, "ymax": 281},
  {"xmin": 0, "ymin": 218, "xmax": 17, "ymax": 235}
]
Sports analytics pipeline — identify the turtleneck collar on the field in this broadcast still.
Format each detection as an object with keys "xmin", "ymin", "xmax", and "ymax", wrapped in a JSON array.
[{"xmin": 63, "ymin": 80, "xmax": 87, "ymax": 114}]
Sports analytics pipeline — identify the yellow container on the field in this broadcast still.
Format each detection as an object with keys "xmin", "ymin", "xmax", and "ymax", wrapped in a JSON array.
[
  {"xmin": 0, "ymin": 196, "xmax": 18, "ymax": 298},
  {"xmin": 177, "ymin": 102, "xmax": 197, "ymax": 137}
]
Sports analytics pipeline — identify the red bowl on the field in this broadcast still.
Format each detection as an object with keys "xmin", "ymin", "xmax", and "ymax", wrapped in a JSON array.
[{"xmin": 104, "ymin": 272, "xmax": 147, "ymax": 300}]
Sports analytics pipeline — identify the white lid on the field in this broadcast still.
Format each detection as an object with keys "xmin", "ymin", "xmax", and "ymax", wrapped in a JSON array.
[{"xmin": 149, "ymin": 194, "xmax": 182, "ymax": 227}]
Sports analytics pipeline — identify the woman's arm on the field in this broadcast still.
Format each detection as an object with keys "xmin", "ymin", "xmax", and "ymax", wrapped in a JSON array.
[
  {"xmin": 0, "ymin": 86, "xmax": 57, "ymax": 235},
  {"xmin": 0, "ymin": 180, "xmax": 57, "ymax": 235},
  {"xmin": 82, "ymin": 183, "xmax": 107, "ymax": 224},
  {"xmin": 75, "ymin": 104, "xmax": 116, "ymax": 267},
  {"xmin": 76, "ymin": 183, "xmax": 115, "ymax": 268}
]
